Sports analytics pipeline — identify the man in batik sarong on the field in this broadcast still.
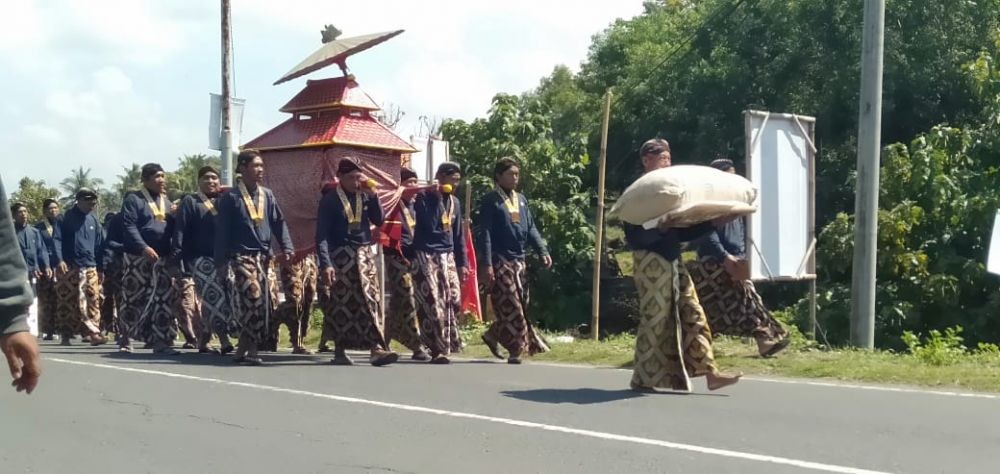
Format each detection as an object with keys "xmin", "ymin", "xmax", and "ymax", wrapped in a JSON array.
[
  {"xmin": 316, "ymin": 158, "xmax": 398, "ymax": 367},
  {"xmin": 686, "ymin": 158, "xmax": 789, "ymax": 357},
  {"xmin": 268, "ymin": 254, "xmax": 318, "ymax": 354},
  {"xmin": 215, "ymin": 150, "xmax": 294, "ymax": 366},
  {"xmin": 380, "ymin": 167, "xmax": 431, "ymax": 361},
  {"xmin": 53, "ymin": 189, "xmax": 107, "ymax": 346},
  {"xmin": 35, "ymin": 198, "xmax": 61, "ymax": 340},
  {"xmin": 476, "ymin": 158, "xmax": 552, "ymax": 364},
  {"xmin": 625, "ymin": 139, "xmax": 741, "ymax": 392},
  {"xmin": 412, "ymin": 162, "xmax": 468, "ymax": 365},
  {"xmin": 173, "ymin": 166, "xmax": 235, "ymax": 354},
  {"xmin": 99, "ymin": 212, "xmax": 124, "ymax": 337},
  {"xmin": 119, "ymin": 163, "xmax": 176, "ymax": 354}
]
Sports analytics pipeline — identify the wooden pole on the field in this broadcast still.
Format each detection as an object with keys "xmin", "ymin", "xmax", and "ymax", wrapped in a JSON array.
[{"xmin": 591, "ymin": 89, "xmax": 612, "ymax": 341}]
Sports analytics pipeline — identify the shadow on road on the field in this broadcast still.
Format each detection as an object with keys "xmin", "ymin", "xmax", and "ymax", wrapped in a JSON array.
[{"xmin": 500, "ymin": 388, "xmax": 646, "ymax": 405}]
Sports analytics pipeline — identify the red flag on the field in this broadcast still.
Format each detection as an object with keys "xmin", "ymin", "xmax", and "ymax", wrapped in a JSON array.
[{"xmin": 461, "ymin": 223, "xmax": 482, "ymax": 321}]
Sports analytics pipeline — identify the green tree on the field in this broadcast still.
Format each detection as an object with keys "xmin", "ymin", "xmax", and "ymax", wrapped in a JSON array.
[
  {"xmin": 442, "ymin": 94, "xmax": 594, "ymax": 328},
  {"xmin": 9, "ymin": 178, "xmax": 59, "ymax": 223},
  {"xmin": 59, "ymin": 167, "xmax": 104, "ymax": 207},
  {"xmin": 168, "ymin": 154, "xmax": 221, "ymax": 200}
]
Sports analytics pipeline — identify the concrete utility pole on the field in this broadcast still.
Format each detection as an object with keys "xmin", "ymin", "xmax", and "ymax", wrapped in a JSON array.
[
  {"xmin": 850, "ymin": 0, "xmax": 886, "ymax": 349},
  {"xmin": 220, "ymin": 0, "xmax": 234, "ymax": 186}
]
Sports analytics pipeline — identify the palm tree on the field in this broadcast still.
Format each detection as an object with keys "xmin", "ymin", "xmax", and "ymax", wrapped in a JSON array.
[
  {"xmin": 59, "ymin": 167, "xmax": 104, "ymax": 207},
  {"xmin": 115, "ymin": 164, "xmax": 142, "ymax": 197}
]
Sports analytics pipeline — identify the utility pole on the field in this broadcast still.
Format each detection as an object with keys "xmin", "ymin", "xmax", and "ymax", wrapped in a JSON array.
[
  {"xmin": 220, "ymin": 0, "xmax": 234, "ymax": 186},
  {"xmin": 590, "ymin": 89, "xmax": 612, "ymax": 341},
  {"xmin": 850, "ymin": 0, "xmax": 885, "ymax": 349}
]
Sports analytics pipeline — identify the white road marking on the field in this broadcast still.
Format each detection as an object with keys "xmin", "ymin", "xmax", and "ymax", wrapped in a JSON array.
[{"xmin": 49, "ymin": 357, "xmax": 889, "ymax": 474}]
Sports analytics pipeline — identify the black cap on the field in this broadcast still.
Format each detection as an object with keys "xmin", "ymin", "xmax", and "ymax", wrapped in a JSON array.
[
  {"xmin": 76, "ymin": 188, "xmax": 98, "ymax": 200},
  {"xmin": 436, "ymin": 161, "xmax": 462, "ymax": 178},
  {"xmin": 639, "ymin": 138, "xmax": 671, "ymax": 157},
  {"xmin": 198, "ymin": 165, "xmax": 220, "ymax": 179},
  {"xmin": 42, "ymin": 198, "xmax": 59, "ymax": 209},
  {"xmin": 400, "ymin": 167, "xmax": 418, "ymax": 182},
  {"xmin": 337, "ymin": 157, "xmax": 362, "ymax": 175}
]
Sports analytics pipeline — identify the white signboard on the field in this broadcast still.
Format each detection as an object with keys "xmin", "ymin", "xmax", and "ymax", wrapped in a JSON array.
[
  {"xmin": 209, "ymin": 94, "xmax": 246, "ymax": 151},
  {"xmin": 744, "ymin": 110, "xmax": 816, "ymax": 281},
  {"xmin": 988, "ymin": 211, "xmax": 1000, "ymax": 276},
  {"xmin": 408, "ymin": 136, "xmax": 450, "ymax": 183}
]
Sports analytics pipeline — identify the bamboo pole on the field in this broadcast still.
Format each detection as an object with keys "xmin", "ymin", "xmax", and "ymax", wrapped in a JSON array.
[{"xmin": 591, "ymin": 89, "xmax": 612, "ymax": 341}]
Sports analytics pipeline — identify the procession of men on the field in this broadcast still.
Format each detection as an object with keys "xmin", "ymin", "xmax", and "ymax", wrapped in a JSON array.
[{"xmin": 10, "ymin": 143, "xmax": 780, "ymax": 392}]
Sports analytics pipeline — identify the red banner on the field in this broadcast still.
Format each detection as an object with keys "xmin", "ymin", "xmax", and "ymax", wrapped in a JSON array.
[{"xmin": 460, "ymin": 223, "xmax": 482, "ymax": 321}]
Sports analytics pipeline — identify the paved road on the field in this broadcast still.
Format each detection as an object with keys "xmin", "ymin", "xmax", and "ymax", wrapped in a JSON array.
[{"xmin": 1, "ymin": 342, "xmax": 997, "ymax": 473}]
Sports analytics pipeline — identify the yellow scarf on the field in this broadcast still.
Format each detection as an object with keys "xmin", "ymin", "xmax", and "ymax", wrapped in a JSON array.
[
  {"xmin": 141, "ymin": 188, "xmax": 166, "ymax": 222},
  {"xmin": 198, "ymin": 192, "xmax": 218, "ymax": 216},
  {"xmin": 238, "ymin": 181, "xmax": 265, "ymax": 225},
  {"xmin": 498, "ymin": 187, "xmax": 521, "ymax": 224}
]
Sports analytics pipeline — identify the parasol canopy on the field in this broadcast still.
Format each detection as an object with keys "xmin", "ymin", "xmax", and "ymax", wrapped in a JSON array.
[{"xmin": 273, "ymin": 30, "xmax": 404, "ymax": 85}]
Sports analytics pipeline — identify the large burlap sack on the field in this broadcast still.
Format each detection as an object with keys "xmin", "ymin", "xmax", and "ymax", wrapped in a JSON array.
[{"xmin": 609, "ymin": 165, "xmax": 758, "ymax": 228}]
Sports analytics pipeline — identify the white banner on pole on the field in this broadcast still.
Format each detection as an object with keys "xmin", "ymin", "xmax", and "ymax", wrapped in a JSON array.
[
  {"xmin": 209, "ymin": 94, "xmax": 246, "ymax": 150},
  {"xmin": 988, "ymin": 211, "xmax": 1000, "ymax": 276}
]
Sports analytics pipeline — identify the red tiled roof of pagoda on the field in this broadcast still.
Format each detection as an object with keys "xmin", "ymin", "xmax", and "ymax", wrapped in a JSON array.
[
  {"xmin": 244, "ymin": 112, "xmax": 418, "ymax": 153},
  {"xmin": 280, "ymin": 76, "xmax": 380, "ymax": 113}
]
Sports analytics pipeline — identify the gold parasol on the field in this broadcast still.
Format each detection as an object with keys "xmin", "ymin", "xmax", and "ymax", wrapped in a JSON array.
[{"xmin": 273, "ymin": 30, "xmax": 404, "ymax": 85}]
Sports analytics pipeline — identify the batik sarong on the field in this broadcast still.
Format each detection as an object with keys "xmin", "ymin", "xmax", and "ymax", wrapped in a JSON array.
[
  {"xmin": 414, "ymin": 250, "xmax": 462, "ymax": 356},
  {"xmin": 120, "ymin": 254, "xmax": 176, "ymax": 345},
  {"xmin": 100, "ymin": 255, "xmax": 123, "ymax": 334},
  {"xmin": 36, "ymin": 273, "xmax": 58, "ymax": 335},
  {"xmin": 172, "ymin": 275, "xmax": 203, "ymax": 344},
  {"xmin": 631, "ymin": 250, "xmax": 718, "ymax": 392},
  {"xmin": 686, "ymin": 258, "xmax": 787, "ymax": 343},
  {"xmin": 384, "ymin": 252, "xmax": 422, "ymax": 352},
  {"xmin": 271, "ymin": 256, "xmax": 318, "ymax": 349},
  {"xmin": 319, "ymin": 245, "xmax": 388, "ymax": 351},
  {"xmin": 190, "ymin": 256, "xmax": 237, "ymax": 338},
  {"xmin": 55, "ymin": 266, "xmax": 101, "ymax": 336},
  {"xmin": 229, "ymin": 254, "xmax": 273, "ymax": 346},
  {"xmin": 483, "ymin": 258, "xmax": 549, "ymax": 357}
]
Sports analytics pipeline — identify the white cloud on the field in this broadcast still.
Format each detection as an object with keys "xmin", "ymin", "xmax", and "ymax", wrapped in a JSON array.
[
  {"xmin": 21, "ymin": 124, "xmax": 65, "ymax": 146},
  {"xmin": 45, "ymin": 90, "xmax": 105, "ymax": 121},
  {"xmin": 92, "ymin": 66, "xmax": 134, "ymax": 94},
  {"xmin": 2, "ymin": 0, "xmax": 646, "ymax": 189}
]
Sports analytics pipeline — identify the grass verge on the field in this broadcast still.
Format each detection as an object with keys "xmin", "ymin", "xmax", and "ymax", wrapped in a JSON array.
[{"xmin": 271, "ymin": 314, "xmax": 1000, "ymax": 393}]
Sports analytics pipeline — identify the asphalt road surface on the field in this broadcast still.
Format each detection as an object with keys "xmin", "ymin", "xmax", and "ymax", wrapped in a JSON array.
[{"xmin": 1, "ymin": 342, "xmax": 997, "ymax": 473}]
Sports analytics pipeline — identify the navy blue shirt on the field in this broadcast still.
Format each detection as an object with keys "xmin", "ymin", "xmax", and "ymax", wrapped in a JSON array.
[
  {"xmin": 400, "ymin": 201, "xmax": 416, "ymax": 259},
  {"xmin": 316, "ymin": 189, "xmax": 384, "ymax": 268},
  {"xmin": 214, "ymin": 185, "xmax": 294, "ymax": 261},
  {"xmin": 173, "ymin": 193, "xmax": 220, "ymax": 261},
  {"xmin": 624, "ymin": 222, "xmax": 715, "ymax": 262},
  {"xmin": 476, "ymin": 189, "xmax": 548, "ymax": 266},
  {"xmin": 412, "ymin": 191, "xmax": 467, "ymax": 268},
  {"xmin": 15, "ymin": 223, "xmax": 48, "ymax": 273},
  {"xmin": 121, "ymin": 189, "xmax": 172, "ymax": 256},
  {"xmin": 35, "ymin": 217, "xmax": 62, "ymax": 265},
  {"xmin": 101, "ymin": 213, "xmax": 125, "ymax": 269},
  {"xmin": 58, "ymin": 206, "xmax": 104, "ymax": 269},
  {"xmin": 698, "ymin": 217, "xmax": 746, "ymax": 261}
]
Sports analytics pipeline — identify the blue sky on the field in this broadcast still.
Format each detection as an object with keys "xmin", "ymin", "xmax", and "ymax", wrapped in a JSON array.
[{"xmin": 0, "ymin": 0, "xmax": 644, "ymax": 191}]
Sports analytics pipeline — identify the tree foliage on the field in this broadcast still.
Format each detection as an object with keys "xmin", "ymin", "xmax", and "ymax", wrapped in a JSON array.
[
  {"xmin": 439, "ymin": 0, "xmax": 1000, "ymax": 345},
  {"xmin": 9, "ymin": 178, "xmax": 59, "ymax": 223}
]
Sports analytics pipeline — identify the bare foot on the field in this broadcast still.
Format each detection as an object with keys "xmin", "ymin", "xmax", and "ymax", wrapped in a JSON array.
[{"xmin": 706, "ymin": 372, "xmax": 742, "ymax": 391}]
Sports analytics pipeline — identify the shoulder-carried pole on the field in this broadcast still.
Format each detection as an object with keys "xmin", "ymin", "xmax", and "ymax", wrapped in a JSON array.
[{"xmin": 591, "ymin": 89, "xmax": 612, "ymax": 341}]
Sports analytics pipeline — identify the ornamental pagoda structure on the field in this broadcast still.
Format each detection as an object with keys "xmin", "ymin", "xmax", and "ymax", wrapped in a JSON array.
[{"xmin": 243, "ymin": 30, "xmax": 416, "ymax": 257}]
